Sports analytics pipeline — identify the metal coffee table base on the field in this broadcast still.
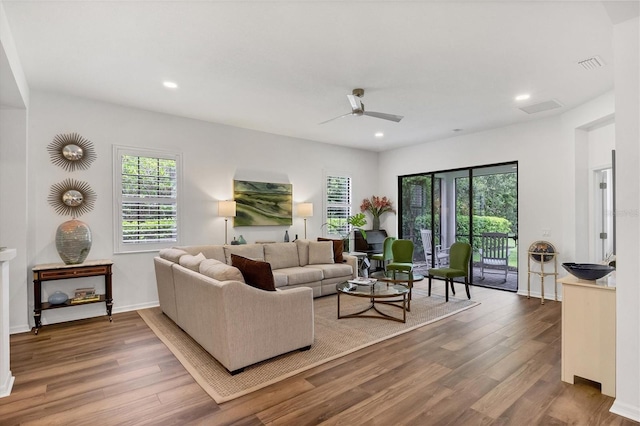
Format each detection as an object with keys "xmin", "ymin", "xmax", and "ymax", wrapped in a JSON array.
[{"xmin": 337, "ymin": 293, "xmax": 407, "ymax": 323}]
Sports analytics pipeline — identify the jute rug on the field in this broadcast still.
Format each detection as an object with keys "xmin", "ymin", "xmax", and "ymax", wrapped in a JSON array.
[{"xmin": 138, "ymin": 284, "xmax": 479, "ymax": 403}]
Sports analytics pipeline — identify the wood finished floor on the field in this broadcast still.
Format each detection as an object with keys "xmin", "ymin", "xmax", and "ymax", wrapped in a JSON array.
[{"xmin": 3, "ymin": 284, "xmax": 637, "ymax": 426}]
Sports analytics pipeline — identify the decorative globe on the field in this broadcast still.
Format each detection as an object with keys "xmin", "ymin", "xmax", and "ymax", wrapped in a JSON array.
[{"xmin": 55, "ymin": 219, "xmax": 92, "ymax": 264}]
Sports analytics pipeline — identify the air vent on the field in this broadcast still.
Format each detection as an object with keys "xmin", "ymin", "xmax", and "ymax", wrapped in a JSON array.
[
  {"xmin": 578, "ymin": 56, "xmax": 605, "ymax": 70},
  {"xmin": 519, "ymin": 99, "xmax": 563, "ymax": 114}
]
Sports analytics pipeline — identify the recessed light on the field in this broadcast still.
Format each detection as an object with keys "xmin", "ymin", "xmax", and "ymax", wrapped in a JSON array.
[
  {"xmin": 163, "ymin": 81, "xmax": 178, "ymax": 89},
  {"xmin": 515, "ymin": 94, "xmax": 530, "ymax": 101},
  {"xmin": 375, "ymin": 132, "xmax": 384, "ymax": 138}
]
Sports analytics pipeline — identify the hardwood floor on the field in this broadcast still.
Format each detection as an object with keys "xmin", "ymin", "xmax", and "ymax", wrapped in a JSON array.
[{"xmin": 2, "ymin": 285, "xmax": 637, "ymax": 425}]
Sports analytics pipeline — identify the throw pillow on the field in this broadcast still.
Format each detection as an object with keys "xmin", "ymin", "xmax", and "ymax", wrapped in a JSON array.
[
  {"xmin": 231, "ymin": 254, "xmax": 276, "ymax": 291},
  {"xmin": 199, "ymin": 259, "xmax": 245, "ymax": 282},
  {"xmin": 317, "ymin": 237, "xmax": 344, "ymax": 263},
  {"xmin": 158, "ymin": 248, "xmax": 189, "ymax": 263},
  {"xmin": 308, "ymin": 241, "xmax": 334, "ymax": 265},
  {"xmin": 179, "ymin": 252, "xmax": 206, "ymax": 271}
]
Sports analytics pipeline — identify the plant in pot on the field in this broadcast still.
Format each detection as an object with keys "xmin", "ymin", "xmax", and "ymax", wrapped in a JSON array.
[{"xmin": 322, "ymin": 213, "xmax": 367, "ymax": 252}]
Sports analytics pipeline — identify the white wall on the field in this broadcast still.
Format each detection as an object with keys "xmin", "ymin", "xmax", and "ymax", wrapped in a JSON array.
[
  {"xmin": 0, "ymin": 109, "xmax": 29, "ymax": 333},
  {"xmin": 21, "ymin": 90, "xmax": 379, "ymax": 328},
  {"xmin": 610, "ymin": 15, "xmax": 640, "ymax": 423},
  {"xmin": 378, "ymin": 91, "xmax": 615, "ymax": 300}
]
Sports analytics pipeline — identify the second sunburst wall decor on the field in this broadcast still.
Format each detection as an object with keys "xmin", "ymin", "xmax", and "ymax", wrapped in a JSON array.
[
  {"xmin": 233, "ymin": 180, "xmax": 292, "ymax": 226},
  {"xmin": 48, "ymin": 178, "xmax": 97, "ymax": 217}
]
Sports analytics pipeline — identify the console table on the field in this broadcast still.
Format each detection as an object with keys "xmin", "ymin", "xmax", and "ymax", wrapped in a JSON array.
[
  {"xmin": 558, "ymin": 275, "xmax": 616, "ymax": 397},
  {"xmin": 32, "ymin": 259, "xmax": 113, "ymax": 334}
]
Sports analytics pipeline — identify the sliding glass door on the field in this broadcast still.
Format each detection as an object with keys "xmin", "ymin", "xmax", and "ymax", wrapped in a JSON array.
[{"xmin": 399, "ymin": 162, "xmax": 518, "ymax": 292}]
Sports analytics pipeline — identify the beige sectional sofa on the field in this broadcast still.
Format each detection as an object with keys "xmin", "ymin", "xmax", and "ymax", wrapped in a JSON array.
[{"xmin": 153, "ymin": 240, "xmax": 356, "ymax": 374}]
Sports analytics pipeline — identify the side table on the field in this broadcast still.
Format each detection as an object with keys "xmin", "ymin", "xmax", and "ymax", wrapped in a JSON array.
[{"xmin": 32, "ymin": 259, "xmax": 113, "ymax": 334}]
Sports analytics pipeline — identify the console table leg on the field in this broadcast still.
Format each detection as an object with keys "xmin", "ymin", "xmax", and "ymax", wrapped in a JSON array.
[
  {"xmin": 106, "ymin": 299, "xmax": 113, "ymax": 322},
  {"xmin": 33, "ymin": 312, "xmax": 41, "ymax": 335}
]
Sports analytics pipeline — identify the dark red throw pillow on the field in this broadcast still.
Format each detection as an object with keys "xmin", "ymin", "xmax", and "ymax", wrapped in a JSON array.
[
  {"xmin": 317, "ymin": 237, "xmax": 344, "ymax": 263},
  {"xmin": 230, "ymin": 254, "xmax": 276, "ymax": 291}
]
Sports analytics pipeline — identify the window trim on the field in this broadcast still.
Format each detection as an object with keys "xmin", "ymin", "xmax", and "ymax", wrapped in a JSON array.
[
  {"xmin": 112, "ymin": 145, "xmax": 183, "ymax": 254},
  {"xmin": 323, "ymin": 171, "xmax": 352, "ymax": 238}
]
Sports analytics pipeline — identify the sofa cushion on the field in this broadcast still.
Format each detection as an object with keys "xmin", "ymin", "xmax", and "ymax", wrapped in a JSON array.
[
  {"xmin": 272, "ymin": 272, "xmax": 289, "ymax": 288},
  {"xmin": 317, "ymin": 238, "xmax": 344, "ymax": 263},
  {"xmin": 264, "ymin": 243, "xmax": 300, "ymax": 270},
  {"xmin": 159, "ymin": 248, "xmax": 189, "ymax": 263},
  {"xmin": 296, "ymin": 239, "xmax": 310, "ymax": 266},
  {"xmin": 231, "ymin": 254, "xmax": 276, "ymax": 291},
  {"xmin": 199, "ymin": 258, "xmax": 245, "ymax": 282},
  {"xmin": 274, "ymin": 266, "xmax": 323, "ymax": 285},
  {"xmin": 305, "ymin": 263, "xmax": 353, "ymax": 279},
  {"xmin": 179, "ymin": 252, "xmax": 206, "ymax": 271},
  {"xmin": 224, "ymin": 244, "xmax": 265, "ymax": 264},
  {"xmin": 309, "ymin": 241, "xmax": 334, "ymax": 265}
]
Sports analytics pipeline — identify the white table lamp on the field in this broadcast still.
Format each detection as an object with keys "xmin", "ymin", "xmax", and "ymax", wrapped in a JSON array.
[
  {"xmin": 218, "ymin": 200, "xmax": 236, "ymax": 244},
  {"xmin": 297, "ymin": 203, "xmax": 313, "ymax": 239}
]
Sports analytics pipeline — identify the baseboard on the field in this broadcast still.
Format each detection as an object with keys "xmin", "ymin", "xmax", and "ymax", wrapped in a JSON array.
[
  {"xmin": 516, "ymin": 289, "xmax": 563, "ymax": 302},
  {"xmin": 10, "ymin": 324, "xmax": 31, "ymax": 334},
  {"xmin": 0, "ymin": 373, "xmax": 15, "ymax": 398},
  {"xmin": 113, "ymin": 301, "xmax": 159, "ymax": 313},
  {"xmin": 10, "ymin": 301, "xmax": 161, "ymax": 333},
  {"xmin": 610, "ymin": 399, "xmax": 640, "ymax": 422}
]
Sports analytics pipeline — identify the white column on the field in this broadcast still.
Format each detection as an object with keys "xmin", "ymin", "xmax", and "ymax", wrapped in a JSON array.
[{"xmin": 0, "ymin": 248, "xmax": 16, "ymax": 398}]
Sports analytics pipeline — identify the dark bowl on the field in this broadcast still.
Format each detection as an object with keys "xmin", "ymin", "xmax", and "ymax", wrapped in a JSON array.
[{"xmin": 562, "ymin": 263, "xmax": 615, "ymax": 281}]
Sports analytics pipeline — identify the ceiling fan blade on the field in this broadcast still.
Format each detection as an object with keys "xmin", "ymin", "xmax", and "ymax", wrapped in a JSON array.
[
  {"xmin": 319, "ymin": 112, "xmax": 354, "ymax": 125},
  {"xmin": 363, "ymin": 111, "xmax": 404, "ymax": 122},
  {"xmin": 347, "ymin": 94, "xmax": 361, "ymax": 111}
]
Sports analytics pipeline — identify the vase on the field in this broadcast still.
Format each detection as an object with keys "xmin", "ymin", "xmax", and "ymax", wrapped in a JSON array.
[
  {"xmin": 372, "ymin": 216, "xmax": 380, "ymax": 231},
  {"xmin": 55, "ymin": 219, "xmax": 92, "ymax": 264},
  {"xmin": 238, "ymin": 235, "xmax": 247, "ymax": 244},
  {"xmin": 48, "ymin": 291, "xmax": 69, "ymax": 305},
  {"xmin": 284, "ymin": 230, "xmax": 290, "ymax": 242}
]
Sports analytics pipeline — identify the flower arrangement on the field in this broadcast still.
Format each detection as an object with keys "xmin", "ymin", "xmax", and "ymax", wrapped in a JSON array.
[
  {"xmin": 360, "ymin": 196, "xmax": 395, "ymax": 230},
  {"xmin": 360, "ymin": 196, "xmax": 395, "ymax": 218}
]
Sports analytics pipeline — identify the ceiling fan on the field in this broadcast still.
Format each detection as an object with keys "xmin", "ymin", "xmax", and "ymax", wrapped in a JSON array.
[{"xmin": 320, "ymin": 88, "xmax": 403, "ymax": 124}]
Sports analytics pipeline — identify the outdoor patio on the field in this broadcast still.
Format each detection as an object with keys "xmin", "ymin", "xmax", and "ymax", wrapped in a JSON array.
[{"xmin": 412, "ymin": 262, "xmax": 518, "ymax": 292}]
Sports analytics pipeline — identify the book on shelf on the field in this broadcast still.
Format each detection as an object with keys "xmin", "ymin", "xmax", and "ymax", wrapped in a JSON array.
[
  {"xmin": 70, "ymin": 295, "xmax": 101, "ymax": 304},
  {"xmin": 74, "ymin": 287, "xmax": 96, "ymax": 299}
]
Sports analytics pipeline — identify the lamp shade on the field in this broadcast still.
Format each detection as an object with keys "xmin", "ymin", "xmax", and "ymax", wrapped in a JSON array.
[
  {"xmin": 218, "ymin": 200, "xmax": 236, "ymax": 217},
  {"xmin": 297, "ymin": 202, "xmax": 313, "ymax": 217}
]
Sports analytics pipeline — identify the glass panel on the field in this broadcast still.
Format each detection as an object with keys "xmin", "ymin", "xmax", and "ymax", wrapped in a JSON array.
[
  {"xmin": 400, "ymin": 175, "xmax": 433, "ymax": 262},
  {"xmin": 471, "ymin": 164, "xmax": 518, "ymax": 290}
]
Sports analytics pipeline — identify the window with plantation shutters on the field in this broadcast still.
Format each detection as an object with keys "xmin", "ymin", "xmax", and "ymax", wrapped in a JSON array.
[
  {"xmin": 114, "ymin": 147, "xmax": 181, "ymax": 253},
  {"xmin": 325, "ymin": 174, "xmax": 352, "ymax": 236}
]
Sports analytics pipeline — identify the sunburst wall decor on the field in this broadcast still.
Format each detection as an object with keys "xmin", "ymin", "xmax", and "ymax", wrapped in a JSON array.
[
  {"xmin": 47, "ymin": 133, "xmax": 97, "ymax": 171},
  {"xmin": 48, "ymin": 178, "xmax": 97, "ymax": 217}
]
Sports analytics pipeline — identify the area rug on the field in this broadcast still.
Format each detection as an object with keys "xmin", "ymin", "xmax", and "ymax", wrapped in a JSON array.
[{"xmin": 138, "ymin": 284, "xmax": 479, "ymax": 403}]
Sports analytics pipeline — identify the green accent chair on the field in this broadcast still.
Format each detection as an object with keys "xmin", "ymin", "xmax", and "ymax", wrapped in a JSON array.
[
  {"xmin": 371, "ymin": 236, "xmax": 396, "ymax": 271},
  {"xmin": 428, "ymin": 242, "xmax": 472, "ymax": 302},
  {"xmin": 386, "ymin": 239, "xmax": 414, "ymax": 273}
]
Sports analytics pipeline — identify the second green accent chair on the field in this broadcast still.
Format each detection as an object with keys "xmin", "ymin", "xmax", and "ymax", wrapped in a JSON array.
[
  {"xmin": 428, "ymin": 242, "xmax": 472, "ymax": 302},
  {"xmin": 371, "ymin": 236, "xmax": 396, "ymax": 271},
  {"xmin": 386, "ymin": 239, "xmax": 414, "ymax": 273}
]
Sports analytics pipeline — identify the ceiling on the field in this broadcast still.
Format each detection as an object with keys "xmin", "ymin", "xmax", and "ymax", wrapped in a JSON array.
[{"xmin": 0, "ymin": 1, "xmax": 628, "ymax": 151}]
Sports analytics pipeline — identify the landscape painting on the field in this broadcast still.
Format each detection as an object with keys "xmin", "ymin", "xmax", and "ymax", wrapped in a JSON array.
[{"xmin": 233, "ymin": 180, "xmax": 293, "ymax": 226}]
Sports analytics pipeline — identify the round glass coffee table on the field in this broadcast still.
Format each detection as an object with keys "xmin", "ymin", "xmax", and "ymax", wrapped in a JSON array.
[
  {"xmin": 336, "ymin": 280, "xmax": 410, "ymax": 323},
  {"xmin": 369, "ymin": 270, "xmax": 424, "ymax": 312}
]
